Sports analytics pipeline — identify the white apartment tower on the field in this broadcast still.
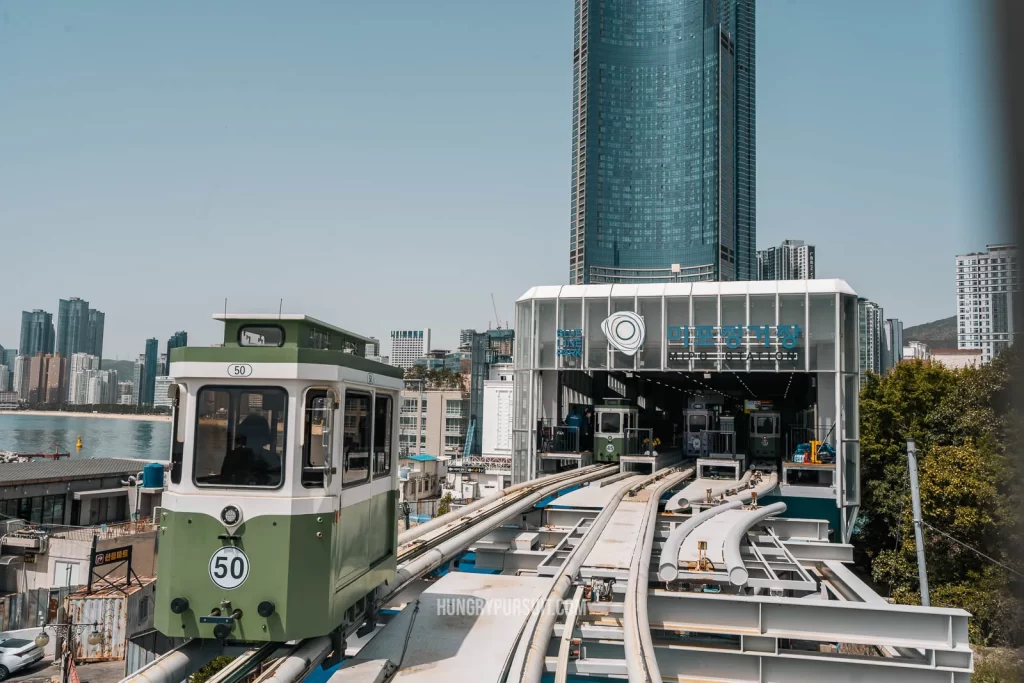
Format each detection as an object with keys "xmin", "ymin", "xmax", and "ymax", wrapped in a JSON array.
[
  {"xmin": 390, "ymin": 329, "xmax": 431, "ymax": 370},
  {"xmin": 68, "ymin": 353, "xmax": 100, "ymax": 405},
  {"xmin": 956, "ymin": 244, "xmax": 1019, "ymax": 363},
  {"xmin": 758, "ymin": 240, "xmax": 816, "ymax": 280}
]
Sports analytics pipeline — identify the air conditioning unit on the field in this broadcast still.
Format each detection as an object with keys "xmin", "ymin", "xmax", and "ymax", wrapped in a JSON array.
[{"xmin": 1, "ymin": 529, "xmax": 48, "ymax": 553}]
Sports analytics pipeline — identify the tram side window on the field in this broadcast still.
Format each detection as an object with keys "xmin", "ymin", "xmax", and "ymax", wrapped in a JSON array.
[
  {"xmin": 169, "ymin": 385, "xmax": 185, "ymax": 484},
  {"xmin": 373, "ymin": 395, "xmax": 392, "ymax": 479},
  {"xmin": 600, "ymin": 412, "xmax": 620, "ymax": 434},
  {"xmin": 343, "ymin": 391, "xmax": 372, "ymax": 487},
  {"xmin": 303, "ymin": 390, "xmax": 334, "ymax": 488},
  {"xmin": 194, "ymin": 387, "xmax": 288, "ymax": 488}
]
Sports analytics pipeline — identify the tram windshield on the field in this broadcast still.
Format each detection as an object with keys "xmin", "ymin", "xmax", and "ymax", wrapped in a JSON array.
[
  {"xmin": 194, "ymin": 386, "xmax": 288, "ymax": 488},
  {"xmin": 600, "ymin": 412, "xmax": 621, "ymax": 434},
  {"xmin": 753, "ymin": 415, "xmax": 777, "ymax": 435}
]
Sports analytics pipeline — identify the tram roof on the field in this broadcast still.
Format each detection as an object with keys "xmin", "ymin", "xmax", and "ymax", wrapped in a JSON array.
[
  {"xmin": 517, "ymin": 278, "xmax": 857, "ymax": 301},
  {"xmin": 212, "ymin": 314, "xmax": 374, "ymax": 344}
]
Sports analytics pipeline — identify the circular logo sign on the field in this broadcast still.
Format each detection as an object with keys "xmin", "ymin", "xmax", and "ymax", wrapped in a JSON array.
[
  {"xmin": 605, "ymin": 443, "xmax": 615, "ymax": 453},
  {"xmin": 209, "ymin": 547, "xmax": 250, "ymax": 590},
  {"xmin": 600, "ymin": 312, "xmax": 645, "ymax": 356}
]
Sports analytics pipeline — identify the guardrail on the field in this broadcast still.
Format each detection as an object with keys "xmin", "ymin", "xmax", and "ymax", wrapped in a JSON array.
[{"xmin": 538, "ymin": 421, "xmax": 580, "ymax": 454}]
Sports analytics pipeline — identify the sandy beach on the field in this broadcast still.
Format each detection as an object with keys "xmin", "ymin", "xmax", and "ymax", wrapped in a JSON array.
[{"xmin": 0, "ymin": 410, "xmax": 171, "ymax": 423}]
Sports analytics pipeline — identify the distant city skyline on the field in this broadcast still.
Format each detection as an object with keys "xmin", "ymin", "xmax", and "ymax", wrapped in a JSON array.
[{"xmin": 0, "ymin": 1, "xmax": 1005, "ymax": 356}]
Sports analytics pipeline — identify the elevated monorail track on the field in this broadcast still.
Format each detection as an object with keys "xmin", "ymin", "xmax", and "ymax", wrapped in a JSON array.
[{"xmin": 121, "ymin": 466, "xmax": 618, "ymax": 683}]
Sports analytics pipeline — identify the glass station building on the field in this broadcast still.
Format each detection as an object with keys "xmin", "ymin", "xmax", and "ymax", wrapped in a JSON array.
[{"xmin": 512, "ymin": 280, "xmax": 861, "ymax": 541}]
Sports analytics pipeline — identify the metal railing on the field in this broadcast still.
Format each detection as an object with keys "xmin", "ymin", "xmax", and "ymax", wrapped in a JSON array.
[
  {"xmin": 699, "ymin": 430, "xmax": 737, "ymax": 459},
  {"xmin": 624, "ymin": 428, "xmax": 655, "ymax": 456},
  {"xmin": 537, "ymin": 420, "xmax": 580, "ymax": 454}
]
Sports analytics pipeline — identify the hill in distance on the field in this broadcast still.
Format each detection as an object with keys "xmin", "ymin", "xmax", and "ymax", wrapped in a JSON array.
[
  {"xmin": 903, "ymin": 315, "xmax": 957, "ymax": 351},
  {"xmin": 100, "ymin": 359, "xmax": 137, "ymax": 379}
]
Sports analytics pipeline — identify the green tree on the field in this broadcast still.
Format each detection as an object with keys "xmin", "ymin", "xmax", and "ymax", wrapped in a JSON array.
[
  {"xmin": 436, "ymin": 492, "xmax": 452, "ymax": 517},
  {"xmin": 190, "ymin": 656, "xmax": 235, "ymax": 683},
  {"xmin": 857, "ymin": 348, "xmax": 1022, "ymax": 646}
]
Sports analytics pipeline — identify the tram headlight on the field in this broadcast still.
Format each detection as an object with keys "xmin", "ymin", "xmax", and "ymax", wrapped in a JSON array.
[{"xmin": 221, "ymin": 505, "xmax": 242, "ymax": 526}]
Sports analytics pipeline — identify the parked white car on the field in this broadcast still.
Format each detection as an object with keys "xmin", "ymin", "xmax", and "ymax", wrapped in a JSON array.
[{"xmin": 0, "ymin": 638, "xmax": 45, "ymax": 680}]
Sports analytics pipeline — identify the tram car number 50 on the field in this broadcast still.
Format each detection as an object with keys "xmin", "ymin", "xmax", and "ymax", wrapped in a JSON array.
[{"xmin": 209, "ymin": 547, "xmax": 250, "ymax": 589}]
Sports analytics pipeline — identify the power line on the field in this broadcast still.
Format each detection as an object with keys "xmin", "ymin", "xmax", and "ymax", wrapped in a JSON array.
[{"xmin": 921, "ymin": 520, "xmax": 1024, "ymax": 580}]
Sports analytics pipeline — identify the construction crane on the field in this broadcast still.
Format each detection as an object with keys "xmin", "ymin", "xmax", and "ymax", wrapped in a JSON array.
[{"xmin": 491, "ymin": 293, "xmax": 503, "ymax": 330}]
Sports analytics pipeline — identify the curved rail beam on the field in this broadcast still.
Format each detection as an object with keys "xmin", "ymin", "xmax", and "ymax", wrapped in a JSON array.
[
  {"xmin": 252, "ymin": 637, "xmax": 333, "ymax": 683},
  {"xmin": 388, "ymin": 466, "xmax": 614, "ymax": 603},
  {"xmin": 657, "ymin": 499, "xmax": 744, "ymax": 583},
  {"xmin": 399, "ymin": 465, "xmax": 607, "ymax": 545},
  {"xmin": 624, "ymin": 469, "xmax": 692, "ymax": 683},
  {"xmin": 120, "ymin": 640, "xmax": 230, "ymax": 683},
  {"xmin": 664, "ymin": 470, "xmax": 752, "ymax": 512},
  {"xmin": 519, "ymin": 469, "xmax": 669, "ymax": 683},
  {"xmin": 724, "ymin": 502, "xmax": 788, "ymax": 585},
  {"xmin": 734, "ymin": 470, "xmax": 779, "ymax": 503}
]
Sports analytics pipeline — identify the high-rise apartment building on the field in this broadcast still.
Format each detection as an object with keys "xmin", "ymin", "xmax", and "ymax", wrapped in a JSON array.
[
  {"xmin": 0, "ymin": 366, "xmax": 8, "ymax": 393},
  {"xmin": 153, "ymin": 376, "xmax": 174, "ymax": 410},
  {"xmin": 167, "ymin": 331, "xmax": 188, "ymax": 366},
  {"xmin": 0, "ymin": 348, "xmax": 13, "ymax": 391},
  {"xmin": 12, "ymin": 356, "xmax": 31, "ymax": 401},
  {"xmin": 956, "ymin": 244, "xmax": 1019, "ymax": 363},
  {"xmin": 25, "ymin": 354, "xmax": 67, "ymax": 405},
  {"xmin": 68, "ymin": 353, "xmax": 101, "ymax": 405},
  {"xmin": 132, "ymin": 355, "xmax": 146, "ymax": 407},
  {"xmin": 117, "ymin": 381, "xmax": 136, "ymax": 405},
  {"xmin": 858, "ymin": 298, "xmax": 884, "ymax": 380},
  {"xmin": 569, "ymin": 0, "xmax": 756, "ymax": 284},
  {"xmin": 87, "ymin": 309, "xmax": 105, "ymax": 361},
  {"xmin": 390, "ymin": 330, "xmax": 431, "ymax": 370},
  {"xmin": 758, "ymin": 240, "xmax": 815, "ymax": 280},
  {"xmin": 143, "ymin": 339, "xmax": 159, "ymax": 406},
  {"xmin": 881, "ymin": 318, "xmax": 904, "ymax": 375},
  {"xmin": 56, "ymin": 298, "xmax": 89, "ymax": 358},
  {"xmin": 20, "ymin": 310, "xmax": 54, "ymax": 357},
  {"xmin": 56, "ymin": 298, "xmax": 104, "ymax": 361}
]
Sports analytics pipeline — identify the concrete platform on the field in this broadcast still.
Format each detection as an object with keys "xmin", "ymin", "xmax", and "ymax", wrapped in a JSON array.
[
  {"xmin": 581, "ymin": 500, "xmax": 646, "ymax": 574},
  {"xmin": 545, "ymin": 475, "xmax": 645, "ymax": 509},
  {"xmin": 342, "ymin": 572, "xmax": 551, "ymax": 682}
]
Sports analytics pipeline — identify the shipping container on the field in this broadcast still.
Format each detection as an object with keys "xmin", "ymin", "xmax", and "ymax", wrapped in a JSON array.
[{"xmin": 65, "ymin": 577, "xmax": 155, "ymax": 662}]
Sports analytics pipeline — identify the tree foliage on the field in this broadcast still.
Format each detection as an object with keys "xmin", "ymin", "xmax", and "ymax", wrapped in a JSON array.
[
  {"xmin": 857, "ymin": 348, "xmax": 1022, "ymax": 646},
  {"xmin": 403, "ymin": 366, "xmax": 465, "ymax": 391},
  {"xmin": 190, "ymin": 656, "xmax": 235, "ymax": 683}
]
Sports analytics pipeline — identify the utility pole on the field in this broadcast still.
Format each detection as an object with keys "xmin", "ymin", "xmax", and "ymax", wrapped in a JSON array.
[{"xmin": 907, "ymin": 439, "xmax": 930, "ymax": 606}]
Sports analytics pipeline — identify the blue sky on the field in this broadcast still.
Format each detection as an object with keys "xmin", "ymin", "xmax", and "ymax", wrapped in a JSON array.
[{"xmin": 0, "ymin": 0, "xmax": 1002, "ymax": 359}]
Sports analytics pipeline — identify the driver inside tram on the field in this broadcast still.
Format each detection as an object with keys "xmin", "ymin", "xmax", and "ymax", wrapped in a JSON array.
[{"xmin": 221, "ymin": 414, "xmax": 277, "ymax": 485}]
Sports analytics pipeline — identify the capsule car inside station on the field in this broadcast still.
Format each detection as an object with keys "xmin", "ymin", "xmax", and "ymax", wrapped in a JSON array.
[{"xmin": 512, "ymin": 280, "xmax": 862, "ymax": 541}]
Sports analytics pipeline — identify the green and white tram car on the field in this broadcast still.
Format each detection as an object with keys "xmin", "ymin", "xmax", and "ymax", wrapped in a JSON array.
[
  {"xmin": 593, "ymin": 399, "xmax": 639, "ymax": 463},
  {"xmin": 154, "ymin": 314, "xmax": 404, "ymax": 644}
]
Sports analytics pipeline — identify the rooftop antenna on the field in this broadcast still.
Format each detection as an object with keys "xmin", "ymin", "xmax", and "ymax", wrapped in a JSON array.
[
  {"xmin": 278, "ymin": 298, "xmax": 283, "ymax": 319},
  {"xmin": 224, "ymin": 298, "xmax": 228, "ymax": 317}
]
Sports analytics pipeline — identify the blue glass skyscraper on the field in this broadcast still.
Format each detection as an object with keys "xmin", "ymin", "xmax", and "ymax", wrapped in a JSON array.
[
  {"xmin": 569, "ymin": 0, "xmax": 755, "ymax": 284},
  {"xmin": 143, "ymin": 338, "xmax": 158, "ymax": 406},
  {"xmin": 19, "ymin": 310, "xmax": 54, "ymax": 357}
]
